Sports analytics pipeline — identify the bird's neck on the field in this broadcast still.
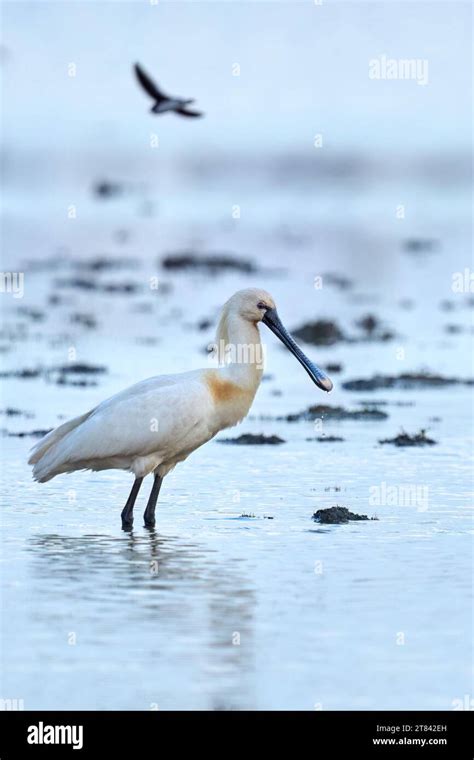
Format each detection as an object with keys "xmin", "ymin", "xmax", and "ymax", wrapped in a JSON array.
[{"xmin": 215, "ymin": 312, "xmax": 264, "ymax": 389}]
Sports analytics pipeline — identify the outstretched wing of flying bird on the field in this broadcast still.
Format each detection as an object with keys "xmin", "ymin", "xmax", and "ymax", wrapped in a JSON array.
[
  {"xmin": 134, "ymin": 63, "xmax": 168, "ymax": 102},
  {"xmin": 174, "ymin": 107, "xmax": 203, "ymax": 118}
]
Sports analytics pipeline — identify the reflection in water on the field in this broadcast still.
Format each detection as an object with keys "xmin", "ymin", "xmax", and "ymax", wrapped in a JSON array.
[{"xmin": 26, "ymin": 530, "xmax": 256, "ymax": 709}]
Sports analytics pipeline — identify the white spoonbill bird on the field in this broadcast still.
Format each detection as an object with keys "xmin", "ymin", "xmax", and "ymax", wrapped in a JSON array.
[{"xmin": 29, "ymin": 289, "xmax": 333, "ymax": 528}]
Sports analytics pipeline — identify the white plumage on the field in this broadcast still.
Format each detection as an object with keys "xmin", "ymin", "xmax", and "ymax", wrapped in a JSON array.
[{"xmin": 29, "ymin": 371, "xmax": 215, "ymax": 482}]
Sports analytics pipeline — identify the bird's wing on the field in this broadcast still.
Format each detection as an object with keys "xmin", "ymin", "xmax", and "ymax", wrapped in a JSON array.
[
  {"xmin": 174, "ymin": 107, "xmax": 203, "ymax": 118},
  {"xmin": 134, "ymin": 63, "xmax": 168, "ymax": 102},
  {"xmin": 38, "ymin": 372, "xmax": 215, "ymax": 471}
]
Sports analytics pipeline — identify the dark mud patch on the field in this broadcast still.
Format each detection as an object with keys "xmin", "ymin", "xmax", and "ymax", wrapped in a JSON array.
[
  {"xmin": 292, "ymin": 314, "xmax": 394, "ymax": 346},
  {"xmin": 1, "ymin": 363, "xmax": 107, "ymax": 387},
  {"xmin": 196, "ymin": 318, "xmax": 214, "ymax": 331},
  {"xmin": 379, "ymin": 429, "xmax": 437, "ymax": 447},
  {"xmin": 52, "ymin": 363, "xmax": 107, "ymax": 387},
  {"xmin": 445, "ymin": 324, "xmax": 468, "ymax": 334},
  {"xmin": 439, "ymin": 299, "xmax": 456, "ymax": 312},
  {"xmin": 48, "ymin": 294, "xmax": 64, "ymax": 307},
  {"xmin": 354, "ymin": 314, "xmax": 394, "ymax": 341},
  {"xmin": 0, "ymin": 407, "xmax": 34, "ymax": 418},
  {"xmin": 325, "ymin": 363, "xmax": 343, "ymax": 373},
  {"xmin": 313, "ymin": 507, "xmax": 377, "ymax": 524},
  {"xmin": 53, "ymin": 363, "xmax": 107, "ymax": 375},
  {"xmin": 276, "ymin": 404, "xmax": 388, "ymax": 422},
  {"xmin": 70, "ymin": 313, "xmax": 98, "ymax": 330},
  {"xmin": 306, "ymin": 435, "xmax": 345, "ymax": 442},
  {"xmin": 161, "ymin": 252, "xmax": 257, "ymax": 274},
  {"xmin": 55, "ymin": 378, "xmax": 98, "ymax": 388},
  {"xmin": 73, "ymin": 256, "xmax": 137, "ymax": 272},
  {"xmin": 0, "ymin": 368, "xmax": 42, "ymax": 380},
  {"xmin": 358, "ymin": 400, "xmax": 415, "ymax": 408},
  {"xmin": 403, "ymin": 238, "xmax": 438, "ymax": 254},
  {"xmin": 55, "ymin": 277, "xmax": 140, "ymax": 294},
  {"xmin": 3, "ymin": 428, "xmax": 52, "ymax": 438},
  {"xmin": 93, "ymin": 180, "xmax": 124, "ymax": 199},
  {"xmin": 239, "ymin": 513, "xmax": 274, "ymax": 520},
  {"xmin": 342, "ymin": 372, "xmax": 473, "ymax": 391},
  {"xmin": 292, "ymin": 320, "xmax": 345, "ymax": 346},
  {"xmin": 218, "ymin": 433, "xmax": 286, "ymax": 445},
  {"xmin": 17, "ymin": 307, "xmax": 46, "ymax": 322}
]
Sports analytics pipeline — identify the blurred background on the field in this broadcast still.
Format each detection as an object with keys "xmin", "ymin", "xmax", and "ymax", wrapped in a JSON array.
[
  {"xmin": 0, "ymin": 0, "xmax": 472, "ymax": 711},
  {"xmin": 1, "ymin": 0, "xmax": 472, "ymax": 378}
]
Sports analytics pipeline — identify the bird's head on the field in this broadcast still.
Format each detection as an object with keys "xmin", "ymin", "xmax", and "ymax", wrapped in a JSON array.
[{"xmin": 224, "ymin": 288, "xmax": 333, "ymax": 393}]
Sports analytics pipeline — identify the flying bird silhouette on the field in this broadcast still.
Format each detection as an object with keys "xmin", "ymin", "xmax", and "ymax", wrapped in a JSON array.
[{"xmin": 134, "ymin": 62, "xmax": 203, "ymax": 118}]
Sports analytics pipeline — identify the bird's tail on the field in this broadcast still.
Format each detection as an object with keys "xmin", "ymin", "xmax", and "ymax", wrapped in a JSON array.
[{"xmin": 28, "ymin": 409, "xmax": 93, "ymax": 482}]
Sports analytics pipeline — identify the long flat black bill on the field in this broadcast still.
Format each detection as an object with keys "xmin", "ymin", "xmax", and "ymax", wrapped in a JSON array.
[{"xmin": 262, "ymin": 309, "xmax": 333, "ymax": 392}]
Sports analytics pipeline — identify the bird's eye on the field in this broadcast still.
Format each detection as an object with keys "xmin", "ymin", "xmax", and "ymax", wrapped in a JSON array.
[{"xmin": 257, "ymin": 302, "xmax": 267, "ymax": 310}]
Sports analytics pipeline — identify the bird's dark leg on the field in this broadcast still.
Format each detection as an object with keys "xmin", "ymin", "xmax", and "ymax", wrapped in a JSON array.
[
  {"xmin": 121, "ymin": 477, "xmax": 143, "ymax": 529},
  {"xmin": 143, "ymin": 473, "xmax": 163, "ymax": 528}
]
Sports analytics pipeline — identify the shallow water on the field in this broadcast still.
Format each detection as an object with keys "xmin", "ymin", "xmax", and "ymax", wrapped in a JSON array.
[
  {"xmin": 1, "ymin": 0, "xmax": 473, "ymax": 711},
  {"xmin": 1, "ymin": 309, "xmax": 472, "ymax": 710},
  {"xmin": 1, "ymin": 403, "xmax": 473, "ymax": 710}
]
